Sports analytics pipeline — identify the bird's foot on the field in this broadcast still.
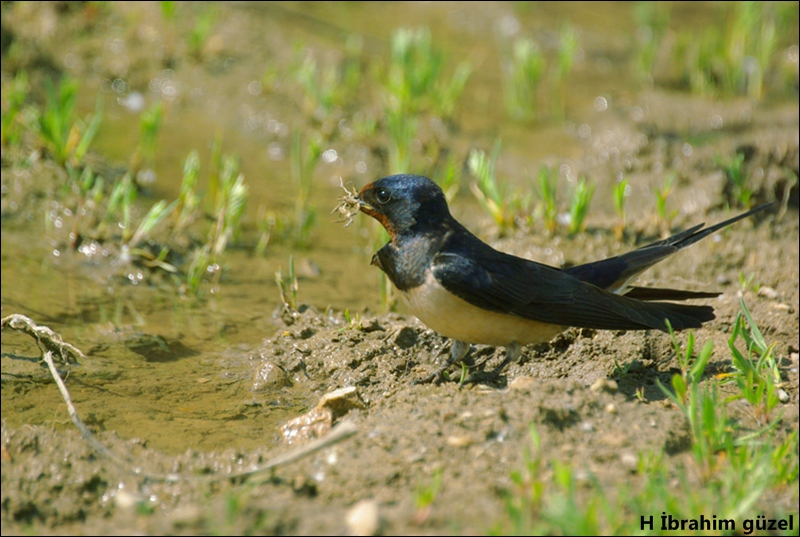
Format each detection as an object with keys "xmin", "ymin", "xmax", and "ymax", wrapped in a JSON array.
[
  {"xmin": 412, "ymin": 340, "xmax": 470, "ymax": 385},
  {"xmin": 459, "ymin": 342, "xmax": 521, "ymax": 387}
]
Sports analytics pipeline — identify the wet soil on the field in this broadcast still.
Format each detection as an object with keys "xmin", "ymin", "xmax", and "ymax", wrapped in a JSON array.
[{"xmin": 2, "ymin": 2, "xmax": 799, "ymax": 535}]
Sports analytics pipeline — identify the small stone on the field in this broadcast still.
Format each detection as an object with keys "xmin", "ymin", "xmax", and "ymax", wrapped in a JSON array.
[
  {"xmin": 758, "ymin": 286, "xmax": 779, "ymax": 300},
  {"xmin": 778, "ymin": 389, "xmax": 790, "ymax": 403},
  {"xmin": 317, "ymin": 386, "xmax": 366, "ymax": 417},
  {"xmin": 620, "ymin": 451, "xmax": 638, "ymax": 471},
  {"xmin": 446, "ymin": 435, "xmax": 474, "ymax": 448},
  {"xmin": 590, "ymin": 378, "xmax": 618, "ymax": 394},
  {"xmin": 251, "ymin": 361, "xmax": 292, "ymax": 391},
  {"xmin": 716, "ymin": 274, "xmax": 731, "ymax": 285},
  {"xmin": 580, "ymin": 421, "xmax": 594, "ymax": 432},
  {"xmin": 605, "ymin": 403, "xmax": 618, "ymax": 414},
  {"xmin": 346, "ymin": 499, "xmax": 380, "ymax": 536},
  {"xmin": 509, "ymin": 376, "xmax": 537, "ymax": 391},
  {"xmin": 281, "ymin": 387, "xmax": 365, "ymax": 444}
]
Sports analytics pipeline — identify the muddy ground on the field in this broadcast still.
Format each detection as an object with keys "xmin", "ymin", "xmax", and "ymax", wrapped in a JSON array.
[{"xmin": 2, "ymin": 2, "xmax": 799, "ymax": 536}]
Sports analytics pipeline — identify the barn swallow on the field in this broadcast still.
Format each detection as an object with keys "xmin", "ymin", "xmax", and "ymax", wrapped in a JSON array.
[{"xmin": 356, "ymin": 174, "xmax": 771, "ymax": 383}]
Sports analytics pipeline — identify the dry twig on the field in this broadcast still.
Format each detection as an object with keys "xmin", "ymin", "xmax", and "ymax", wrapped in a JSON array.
[{"xmin": 332, "ymin": 178, "xmax": 361, "ymax": 227}]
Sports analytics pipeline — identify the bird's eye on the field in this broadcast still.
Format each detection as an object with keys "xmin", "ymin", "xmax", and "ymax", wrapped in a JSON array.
[{"xmin": 376, "ymin": 188, "xmax": 391, "ymax": 204}]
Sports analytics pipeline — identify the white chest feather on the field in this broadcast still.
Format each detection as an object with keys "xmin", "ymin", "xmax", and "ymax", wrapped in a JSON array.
[{"xmin": 401, "ymin": 271, "xmax": 564, "ymax": 346}]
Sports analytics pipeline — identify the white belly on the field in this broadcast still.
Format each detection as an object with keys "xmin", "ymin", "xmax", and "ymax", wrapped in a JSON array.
[{"xmin": 401, "ymin": 271, "xmax": 564, "ymax": 346}]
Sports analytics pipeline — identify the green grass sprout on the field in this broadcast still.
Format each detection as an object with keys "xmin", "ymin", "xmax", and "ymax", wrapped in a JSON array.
[{"xmin": 567, "ymin": 176, "xmax": 595, "ymax": 235}]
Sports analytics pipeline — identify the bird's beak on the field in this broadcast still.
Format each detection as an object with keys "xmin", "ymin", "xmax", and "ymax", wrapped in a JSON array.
[{"xmin": 356, "ymin": 183, "xmax": 378, "ymax": 218}]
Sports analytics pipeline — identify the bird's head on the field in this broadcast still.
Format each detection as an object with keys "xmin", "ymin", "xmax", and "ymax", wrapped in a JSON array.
[{"xmin": 357, "ymin": 175, "xmax": 450, "ymax": 240}]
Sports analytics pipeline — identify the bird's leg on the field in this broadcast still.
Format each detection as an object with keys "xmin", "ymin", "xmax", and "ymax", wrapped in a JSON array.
[
  {"xmin": 412, "ymin": 340, "xmax": 470, "ymax": 385},
  {"xmin": 462, "ymin": 342, "xmax": 522, "ymax": 386}
]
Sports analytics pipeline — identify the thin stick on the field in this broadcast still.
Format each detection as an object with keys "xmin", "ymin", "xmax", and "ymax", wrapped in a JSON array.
[
  {"xmin": 2, "ymin": 314, "xmax": 84, "ymax": 364},
  {"xmin": 41, "ymin": 350, "xmax": 128, "ymax": 467},
  {"xmin": 234, "ymin": 420, "xmax": 358, "ymax": 483}
]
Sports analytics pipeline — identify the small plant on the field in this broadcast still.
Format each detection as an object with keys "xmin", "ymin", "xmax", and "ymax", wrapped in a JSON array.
[
  {"xmin": 433, "ymin": 152, "xmax": 461, "ymax": 202},
  {"xmin": 536, "ymin": 165, "xmax": 558, "ymax": 234},
  {"xmin": 130, "ymin": 102, "xmax": 164, "ymax": 180},
  {"xmin": 551, "ymin": 23, "xmax": 579, "ymax": 119},
  {"xmin": 413, "ymin": 469, "xmax": 443, "ymax": 525},
  {"xmin": 293, "ymin": 49, "xmax": 342, "ymax": 119},
  {"xmin": 104, "ymin": 173, "xmax": 137, "ymax": 242},
  {"xmin": 289, "ymin": 129, "xmax": 321, "ymax": 247},
  {"xmin": 185, "ymin": 150, "xmax": 248, "ymax": 294},
  {"xmin": 632, "ymin": 1, "xmax": 671, "ymax": 86},
  {"xmin": 724, "ymin": 299, "xmax": 782, "ymax": 427},
  {"xmin": 384, "ymin": 27, "xmax": 470, "ymax": 119},
  {"xmin": 210, "ymin": 155, "xmax": 248, "ymax": 258},
  {"xmin": 673, "ymin": 2, "xmax": 797, "ymax": 99},
  {"xmin": 386, "ymin": 107, "xmax": 418, "ymax": 175},
  {"xmin": 502, "ymin": 37, "xmax": 545, "ymax": 121},
  {"xmin": 654, "ymin": 173, "xmax": 678, "ymax": 232},
  {"xmin": 35, "ymin": 76, "xmax": 103, "ymax": 168},
  {"xmin": 275, "ymin": 255, "xmax": 299, "ymax": 313},
  {"xmin": 717, "ymin": 152, "xmax": 753, "ymax": 208},
  {"xmin": 187, "ymin": 7, "xmax": 218, "ymax": 60},
  {"xmin": 657, "ymin": 325, "xmax": 733, "ymax": 477},
  {"xmin": 612, "ymin": 178, "xmax": 629, "ymax": 240},
  {"xmin": 737, "ymin": 271, "xmax": 760, "ymax": 294},
  {"xmin": 468, "ymin": 140, "xmax": 527, "ymax": 235},
  {"xmin": 567, "ymin": 176, "xmax": 594, "ymax": 235},
  {"xmin": 174, "ymin": 151, "xmax": 201, "ymax": 234},
  {"xmin": 1, "ymin": 70, "xmax": 30, "ymax": 147}
]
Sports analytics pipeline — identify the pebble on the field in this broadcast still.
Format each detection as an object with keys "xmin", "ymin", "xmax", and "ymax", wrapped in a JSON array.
[
  {"xmin": 758, "ymin": 286, "xmax": 779, "ymax": 300},
  {"xmin": 346, "ymin": 499, "xmax": 380, "ymax": 536},
  {"xmin": 620, "ymin": 451, "xmax": 638, "ymax": 471},
  {"xmin": 251, "ymin": 360, "xmax": 292, "ymax": 391},
  {"xmin": 590, "ymin": 378, "xmax": 618, "ymax": 394},
  {"xmin": 509, "ymin": 376, "xmax": 537, "ymax": 391},
  {"xmin": 446, "ymin": 435, "xmax": 474, "ymax": 448},
  {"xmin": 280, "ymin": 387, "xmax": 365, "ymax": 444},
  {"xmin": 778, "ymin": 389, "xmax": 789, "ymax": 404}
]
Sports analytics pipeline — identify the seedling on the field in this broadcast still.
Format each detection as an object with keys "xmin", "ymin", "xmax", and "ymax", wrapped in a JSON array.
[
  {"xmin": 433, "ymin": 152, "xmax": 461, "ymax": 202},
  {"xmin": 413, "ymin": 469, "xmax": 443, "ymax": 525},
  {"xmin": 502, "ymin": 38, "xmax": 545, "ymax": 121},
  {"xmin": 567, "ymin": 176, "xmax": 594, "ymax": 235},
  {"xmin": 174, "ymin": 150, "xmax": 201, "ymax": 234},
  {"xmin": 612, "ymin": 178, "xmax": 629, "ymax": 240},
  {"xmin": 187, "ymin": 7, "xmax": 218, "ymax": 60},
  {"xmin": 551, "ymin": 23, "xmax": 579, "ymax": 119},
  {"xmin": 386, "ymin": 108, "xmax": 417, "ymax": 175},
  {"xmin": 468, "ymin": 140, "xmax": 526, "ymax": 235},
  {"xmin": 717, "ymin": 152, "xmax": 753, "ymax": 208},
  {"xmin": 275, "ymin": 255, "xmax": 299, "ymax": 313},
  {"xmin": 130, "ymin": 102, "xmax": 164, "ymax": 178},
  {"xmin": 657, "ymin": 324, "xmax": 733, "ymax": 476},
  {"xmin": 654, "ymin": 173, "xmax": 678, "ymax": 232},
  {"xmin": 36, "ymin": 76, "xmax": 102, "ymax": 168},
  {"xmin": 210, "ymin": 154, "xmax": 248, "ymax": 257},
  {"xmin": 289, "ymin": 129, "xmax": 322, "ymax": 247},
  {"xmin": 673, "ymin": 2, "xmax": 795, "ymax": 99},
  {"xmin": 385, "ymin": 27, "xmax": 472, "ymax": 118},
  {"xmin": 1, "ymin": 70, "xmax": 30, "ymax": 147},
  {"xmin": 536, "ymin": 165, "xmax": 558, "ymax": 234},
  {"xmin": 724, "ymin": 299, "xmax": 782, "ymax": 426},
  {"xmin": 632, "ymin": 2, "xmax": 670, "ymax": 86},
  {"xmin": 737, "ymin": 271, "xmax": 760, "ymax": 294}
]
